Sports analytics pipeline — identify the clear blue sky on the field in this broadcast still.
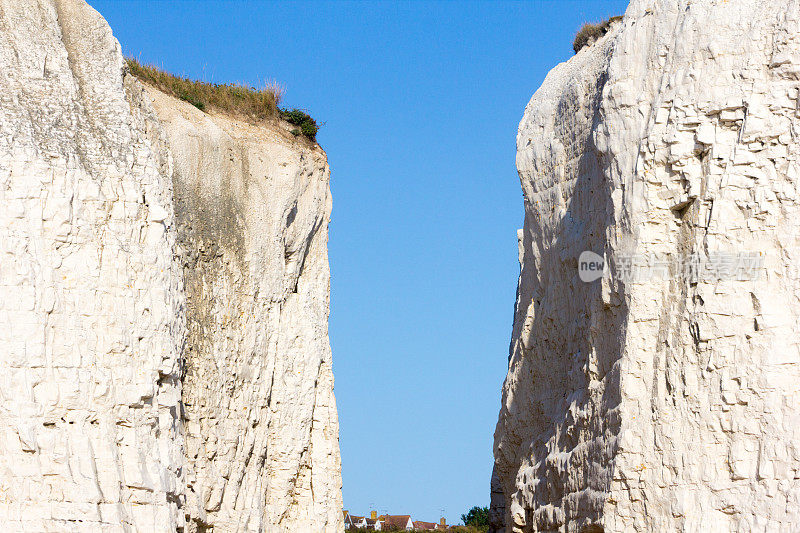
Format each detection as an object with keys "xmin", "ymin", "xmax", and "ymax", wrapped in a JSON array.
[{"xmin": 91, "ymin": 0, "xmax": 628, "ymax": 525}]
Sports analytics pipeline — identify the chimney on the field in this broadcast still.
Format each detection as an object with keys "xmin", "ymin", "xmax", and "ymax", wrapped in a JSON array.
[
  {"xmin": 440, "ymin": 517, "xmax": 446, "ymax": 526},
  {"xmin": 371, "ymin": 510, "xmax": 377, "ymax": 520}
]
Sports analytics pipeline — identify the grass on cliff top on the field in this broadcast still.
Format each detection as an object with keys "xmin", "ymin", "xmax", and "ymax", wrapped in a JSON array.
[
  {"xmin": 573, "ymin": 15, "xmax": 623, "ymax": 54},
  {"xmin": 125, "ymin": 57, "xmax": 318, "ymax": 141}
]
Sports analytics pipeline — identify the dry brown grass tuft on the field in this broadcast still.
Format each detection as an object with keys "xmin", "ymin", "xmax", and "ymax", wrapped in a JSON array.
[
  {"xmin": 573, "ymin": 15, "xmax": 623, "ymax": 54},
  {"xmin": 125, "ymin": 57, "xmax": 283, "ymax": 121}
]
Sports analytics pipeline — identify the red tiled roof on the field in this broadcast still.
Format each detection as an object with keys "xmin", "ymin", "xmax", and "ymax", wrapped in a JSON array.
[
  {"xmin": 413, "ymin": 520, "xmax": 437, "ymax": 530},
  {"xmin": 381, "ymin": 515, "xmax": 411, "ymax": 527}
]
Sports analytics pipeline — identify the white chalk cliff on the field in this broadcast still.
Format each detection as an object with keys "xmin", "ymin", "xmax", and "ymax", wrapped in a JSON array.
[
  {"xmin": 0, "ymin": 0, "xmax": 342, "ymax": 531},
  {"xmin": 493, "ymin": 0, "xmax": 800, "ymax": 531}
]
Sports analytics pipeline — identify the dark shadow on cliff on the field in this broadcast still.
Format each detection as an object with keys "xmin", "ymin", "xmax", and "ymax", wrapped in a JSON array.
[{"xmin": 492, "ymin": 63, "xmax": 629, "ymax": 532}]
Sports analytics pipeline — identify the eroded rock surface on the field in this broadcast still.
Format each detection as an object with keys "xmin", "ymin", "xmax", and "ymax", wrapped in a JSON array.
[
  {"xmin": 145, "ymin": 87, "xmax": 342, "ymax": 532},
  {"xmin": 0, "ymin": 0, "xmax": 185, "ymax": 529},
  {"xmin": 0, "ymin": 1, "xmax": 343, "ymax": 531},
  {"xmin": 493, "ymin": 1, "xmax": 800, "ymax": 531}
]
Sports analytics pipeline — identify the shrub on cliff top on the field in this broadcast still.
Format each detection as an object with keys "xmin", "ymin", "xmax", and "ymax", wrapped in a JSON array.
[
  {"xmin": 279, "ymin": 108, "xmax": 318, "ymax": 141},
  {"xmin": 126, "ymin": 58, "xmax": 321, "ymax": 142},
  {"xmin": 573, "ymin": 15, "xmax": 623, "ymax": 54}
]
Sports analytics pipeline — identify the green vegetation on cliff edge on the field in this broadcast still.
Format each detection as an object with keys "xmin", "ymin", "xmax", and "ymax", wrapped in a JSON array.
[
  {"xmin": 126, "ymin": 57, "xmax": 318, "ymax": 141},
  {"xmin": 573, "ymin": 15, "xmax": 623, "ymax": 53}
]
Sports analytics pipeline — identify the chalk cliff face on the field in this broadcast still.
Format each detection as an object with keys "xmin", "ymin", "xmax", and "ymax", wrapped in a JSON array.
[
  {"xmin": 0, "ymin": 0, "xmax": 342, "ymax": 531},
  {"xmin": 493, "ymin": 1, "xmax": 800, "ymax": 531},
  {"xmin": 145, "ymin": 87, "xmax": 342, "ymax": 532},
  {"xmin": 0, "ymin": 0, "xmax": 186, "ymax": 529}
]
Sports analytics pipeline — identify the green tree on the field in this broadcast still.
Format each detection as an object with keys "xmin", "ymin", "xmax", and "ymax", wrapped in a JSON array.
[{"xmin": 461, "ymin": 506, "xmax": 489, "ymax": 527}]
